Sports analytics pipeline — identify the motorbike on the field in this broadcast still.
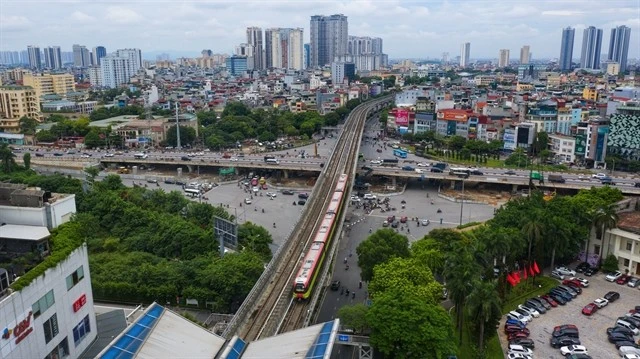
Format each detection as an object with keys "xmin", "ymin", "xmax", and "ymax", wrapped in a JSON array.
[{"xmin": 437, "ymin": 209, "xmax": 442, "ymax": 213}]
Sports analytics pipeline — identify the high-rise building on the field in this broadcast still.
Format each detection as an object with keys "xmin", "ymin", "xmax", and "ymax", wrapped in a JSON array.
[
  {"xmin": 43, "ymin": 46, "xmax": 63, "ymax": 69},
  {"xmin": 520, "ymin": 45, "xmax": 530, "ymax": 64},
  {"xmin": 225, "ymin": 55, "xmax": 248, "ymax": 76},
  {"xmin": 310, "ymin": 14, "xmax": 348, "ymax": 68},
  {"xmin": 92, "ymin": 46, "xmax": 107, "ymax": 66},
  {"xmin": 101, "ymin": 55, "xmax": 135, "ymax": 88},
  {"xmin": 246, "ymin": 27, "xmax": 264, "ymax": 70},
  {"xmin": 498, "ymin": 49, "xmax": 510, "ymax": 67},
  {"xmin": 559, "ymin": 27, "xmax": 575, "ymax": 71},
  {"xmin": 27, "ymin": 46, "xmax": 42, "ymax": 69},
  {"xmin": 0, "ymin": 86, "xmax": 40, "ymax": 132},
  {"xmin": 22, "ymin": 73, "xmax": 75, "ymax": 98},
  {"xmin": 460, "ymin": 42, "xmax": 470, "ymax": 67},
  {"xmin": 235, "ymin": 43, "xmax": 254, "ymax": 70},
  {"xmin": 88, "ymin": 66, "xmax": 103, "ymax": 87},
  {"xmin": 331, "ymin": 62, "xmax": 355, "ymax": 86},
  {"xmin": 265, "ymin": 28, "xmax": 304, "ymax": 70},
  {"xmin": 304, "ymin": 43, "xmax": 310, "ymax": 69},
  {"xmin": 608, "ymin": 25, "xmax": 631, "ymax": 73},
  {"xmin": 115, "ymin": 49, "xmax": 143, "ymax": 72},
  {"xmin": 335, "ymin": 35, "xmax": 387, "ymax": 71},
  {"xmin": 580, "ymin": 26, "xmax": 603, "ymax": 69},
  {"xmin": 72, "ymin": 44, "xmax": 91, "ymax": 67}
]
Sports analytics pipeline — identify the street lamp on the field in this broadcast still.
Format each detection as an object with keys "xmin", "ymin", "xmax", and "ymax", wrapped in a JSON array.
[{"xmin": 459, "ymin": 178, "xmax": 465, "ymax": 226}]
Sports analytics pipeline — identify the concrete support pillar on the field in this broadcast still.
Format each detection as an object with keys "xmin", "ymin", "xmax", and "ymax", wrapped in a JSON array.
[
  {"xmin": 391, "ymin": 177, "xmax": 396, "ymax": 187},
  {"xmin": 512, "ymin": 183, "xmax": 519, "ymax": 193},
  {"xmin": 283, "ymin": 170, "xmax": 289, "ymax": 179},
  {"xmin": 186, "ymin": 164, "xmax": 193, "ymax": 173},
  {"xmin": 450, "ymin": 180, "xmax": 456, "ymax": 189}
]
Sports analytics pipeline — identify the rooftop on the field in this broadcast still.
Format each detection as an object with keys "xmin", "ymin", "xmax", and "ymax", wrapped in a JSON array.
[
  {"xmin": 0, "ymin": 224, "xmax": 50, "ymax": 241},
  {"xmin": 617, "ymin": 211, "xmax": 640, "ymax": 235}
]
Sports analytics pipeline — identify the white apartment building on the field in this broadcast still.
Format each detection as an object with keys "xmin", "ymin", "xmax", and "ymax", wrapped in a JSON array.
[
  {"xmin": 114, "ymin": 49, "xmax": 142, "ymax": 73},
  {"xmin": 548, "ymin": 133, "xmax": 576, "ymax": 163},
  {"xmin": 87, "ymin": 67, "xmax": 102, "ymax": 87},
  {"xmin": 100, "ymin": 56, "xmax": 134, "ymax": 89},
  {"xmin": 269, "ymin": 28, "xmax": 304, "ymax": 70}
]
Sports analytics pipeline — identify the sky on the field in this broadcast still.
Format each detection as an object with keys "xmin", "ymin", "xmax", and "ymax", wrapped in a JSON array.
[{"xmin": 1, "ymin": 0, "xmax": 639, "ymax": 60}]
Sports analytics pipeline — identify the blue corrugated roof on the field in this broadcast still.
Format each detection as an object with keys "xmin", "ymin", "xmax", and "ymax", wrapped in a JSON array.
[
  {"xmin": 226, "ymin": 337, "xmax": 246, "ymax": 359},
  {"xmin": 305, "ymin": 321, "xmax": 333, "ymax": 359},
  {"xmin": 99, "ymin": 303, "xmax": 165, "ymax": 359}
]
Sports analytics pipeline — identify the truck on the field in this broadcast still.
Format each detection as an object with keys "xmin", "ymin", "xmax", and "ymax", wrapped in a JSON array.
[
  {"xmin": 548, "ymin": 174, "xmax": 566, "ymax": 183},
  {"xmin": 530, "ymin": 171, "xmax": 543, "ymax": 181},
  {"xmin": 381, "ymin": 158, "xmax": 399, "ymax": 167}
]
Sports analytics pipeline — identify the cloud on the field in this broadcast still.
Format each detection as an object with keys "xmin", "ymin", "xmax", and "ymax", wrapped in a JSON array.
[
  {"xmin": 104, "ymin": 6, "xmax": 143, "ymax": 24},
  {"xmin": 70, "ymin": 11, "xmax": 95, "ymax": 23},
  {"xmin": 0, "ymin": 15, "xmax": 32, "ymax": 31},
  {"xmin": 542, "ymin": 10, "xmax": 585, "ymax": 16}
]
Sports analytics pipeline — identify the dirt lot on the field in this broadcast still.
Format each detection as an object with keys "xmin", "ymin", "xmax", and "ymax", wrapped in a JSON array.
[{"xmin": 498, "ymin": 271, "xmax": 640, "ymax": 358}]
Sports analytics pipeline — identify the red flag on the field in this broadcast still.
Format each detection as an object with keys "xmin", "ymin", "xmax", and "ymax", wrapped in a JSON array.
[
  {"xmin": 523, "ymin": 267, "xmax": 528, "ymax": 280},
  {"xmin": 533, "ymin": 261, "xmax": 540, "ymax": 274},
  {"xmin": 506, "ymin": 273, "xmax": 516, "ymax": 286},
  {"xmin": 529, "ymin": 265, "xmax": 535, "ymax": 277},
  {"xmin": 513, "ymin": 271, "xmax": 521, "ymax": 283}
]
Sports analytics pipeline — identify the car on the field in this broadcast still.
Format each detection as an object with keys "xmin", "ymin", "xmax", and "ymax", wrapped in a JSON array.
[
  {"xmin": 622, "ymin": 353, "xmax": 640, "ymax": 359},
  {"xmin": 469, "ymin": 169, "xmax": 484, "ymax": 176},
  {"xmin": 552, "ymin": 328, "xmax": 579, "ymax": 339},
  {"xmin": 430, "ymin": 167, "xmax": 443, "ymax": 173},
  {"xmin": 592, "ymin": 172, "xmax": 608, "ymax": 179},
  {"xmin": 563, "ymin": 278, "xmax": 583, "ymax": 288},
  {"xmin": 298, "ymin": 193, "xmax": 309, "ymax": 199},
  {"xmin": 593, "ymin": 298, "xmax": 609, "ymax": 308},
  {"xmin": 620, "ymin": 347, "xmax": 640, "ymax": 356},
  {"xmin": 628, "ymin": 277, "xmax": 640, "ymax": 288},
  {"xmin": 244, "ymin": 198, "xmax": 252, "ymax": 204},
  {"xmin": 566, "ymin": 355, "xmax": 592, "ymax": 359},
  {"xmin": 504, "ymin": 170, "xmax": 517, "ymax": 175},
  {"xmin": 382, "ymin": 220, "xmax": 389, "ymax": 227},
  {"xmin": 180, "ymin": 156, "xmax": 191, "ymax": 161},
  {"xmin": 509, "ymin": 338, "xmax": 534, "ymax": 350},
  {"xmin": 620, "ymin": 316, "xmax": 640, "ymax": 328},
  {"xmin": 549, "ymin": 289, "xmax": 571, "ymax": 303},
  {"xmin": 505, "ymin": 325, "xmax": 530, "ymax": 334},
  {"xmin": 551, "ymin": 336, "xmax": 581, "ymax": 348},
  {"xmin": 616, "ymin": 319, "xmax": 640, "ymax": 335},
  {"xmin": 560, "ymin": 345, "xmax": 588, "ymax": 356},
  {"xmin": 606, "ymin": 271, "xmax": 623, "ymax": 282},
  {"xmin": 53, "ymin": 152, "xmax": 64, "ymax": 156},
  {"xmin": 370, "ymin": 160, "xmax": 382, "ymax": 165},
  {"xmin": 34, "ymin": 152, "xmax": 45, "ymax": 157},
  {"xmin": 330, "ymin": 280, "xmax": 340, "ymax": 290},
  {"xmin": 417, "ymin": 162, "xmax": 429, "ymax": 167},
  {"xmin": 551, "ymin": 270, "xmax": 566, "ymax": 280},
  {"xmin": 555, "ymin": 266, "xmax": 577, "ymax": 276},
  {"xmin": 615, "ymin": 341, "xmax": 640, "ymax": 350},
  {"xmin": 570, "ymin": 277, "xmax": 590, "ymax": 287},
  {"xmin": 604, "ymin": 291, "xmax": 621, "ymax": 302},
  {"xmin": 547, "ymin": 292, "xmax": 567, "ymax": 305},
  {"xmin": 617, "ymin": 274, "xmax": 632, "ymax": 285},
  {"xmin": 104, "ymin": 153, "xmax": 115, "ymax": 157},
  {"xmin": 421, "ymin": 219, "xmax": 430, "ymax": 226},
  {"xmin": 582, "ymin": 303, "xmax": 598, "ymax": 316},
  {"xmin": 507, "ymin": 345, "xmax": 533, "ymax": 356},
  {"xmin": 636, "ymin": 183, "xmax": 640, "ymax": 188},
  {"xmin": 608, "ymin": 326, "xmax": 635, "ymax": 337},
  {"xmin": 584, "ymin": 266, "xmax": 598, "ymax": 276},
  {"xmin": 563, "ymin": 282, "xmax": 583, "ymax": 294},
  {"xmin": 556, "ymin": 285, "xmax": 578, "ymax": 298},
  {"xmin": 363, "ymin": 193, "xmax": 377, "ymax": 200},
  {"xmin": 525, "ymin": 297, "xmax": 549, "ymax": 312},
  {"xmin": 601, "ymin": 177, "xmax": 616, "ymax": 185},
  {"xmin": 507, "ymin": 331, "xmax": 530, "ymax": 341},
  {"xmin": 575, "ymin": 262, "xmax": 591, "ymax": 273},
  {"xmin": 518, "ymin": 304, "xmax": 540, "ymax": 318},
  {"xmin": 506, "ymin": 353, "xmax": 531, "ymax": 359},
  {"xmin": 539, "ymin": 295, "xmax": 558, "ymax": 307},
  {"xmin": 505, "ymin": 319, "xmax": 526, "ymax": 328},
  {"xmin": 297, "ymin": 200, "xmax": 306, "ymax": 206},
  {"xmin": 515, "ymin": 308, "xmax": 535, "ymax": 320},
  {"xmin": 387, "ymin": 215, "xmax": 396, "ymax": 222},
  {"xmin": 282, "ymin": 190, "xmax": 295, "ymax": 195},
  {"xmin": 414, "ymin": 168, "xmax": 424, "ymax": 173},
  {"xmin": 146, "ymin": 178, "xmax": 158, "ymax": 184},
  {"xmin": 401, "ymin": 165, "xmax": 414, "ymax": 171}
]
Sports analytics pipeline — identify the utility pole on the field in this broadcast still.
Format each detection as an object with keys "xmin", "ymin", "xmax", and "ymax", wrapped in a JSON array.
[
  {"xmin": 175, "ymin": 102, "xmax": 181, "ymax": 149},
  {"xmin": 459, "ymin": 179, "xmax": 465, "ymax": 226}
]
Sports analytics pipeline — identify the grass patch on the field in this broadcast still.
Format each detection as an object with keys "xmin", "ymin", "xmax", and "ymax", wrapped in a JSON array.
[
  {"xmin": 501, "ymin": 276, "xmax": 558, "ymax": 313},
  {"xmin": 457, "ymin": 221, "xmax": 482, "ymax": 229},
  {"xmin": 485, "ymin": 336, "xmax": 502, "ymax": 359}
]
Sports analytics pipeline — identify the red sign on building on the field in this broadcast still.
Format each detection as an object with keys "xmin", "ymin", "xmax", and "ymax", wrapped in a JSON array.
[{"xmin": 73, "ymin": 294, "xmax": 87, "ymax": 312}]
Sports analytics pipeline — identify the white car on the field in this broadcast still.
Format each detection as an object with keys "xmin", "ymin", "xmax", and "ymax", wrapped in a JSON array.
[
  {"xmin": 569, "ymin": 277, "xmax": 590, "ymax": 287},
  {"xmin": 104, "ymin": 153, "xmax": 115, "ymax": 157},
  {"xmin": 507, "ymin": 310, "xmax": 531, "ymax": 323},
  {"xmin": 560, "ymin": 345, "xmax": 588, "ymax": 356},
  {"xmin": 606, "ymin": 271, "xmax": 623, "ymax": 282},
  {"xmin": 80, "ymin": 154, "xmax": 91, "ymax": 158},
  {"xmin": 508, "ymin": 345, "xmax": 533, "ymax": 357},
  {"xmin": 414, "ymin": 168, "xmax": 424, "ymax": 173},
  {"xmin": 593, "ymin": 298, "xmax": 609, "ymax": 308},
  {"xmin": 421, "ymin": 219, "xmax": 430, "ymax": 226},
  {"xmin": 363, "ymin": 193, "xmax": 377, "ymax": 200},
  {"xmin": 555, "ymin": 266, "xmax": 576, "ymax": 276},
  {"xmin": 350, "ymin": 196, "xmax": 361, "ymax": 202},
  {"xmin": 370, "ymin": 160, "xmax": 382, "ymax": 165},
  {"xmin": 620, "ymin": 347, "xmax": 640, "ymax": 356},
  {"xmin": 417, "ymin": 162, "xmax": 430, "ymax": 167},
  {"xmin": 622, "ymin": 353, "xmax": 640, "ymax": 359},
  {"xmin": 244, "ymin": 198, "xmax": 252, "ymax": 204},
  {"xmin": 507, "ymin": 353, "xmax": 531, "ymax": 359},
  {"xmin": 592, "ymin": 172, "xmax": 608, "ymax": 179},
  {"xmin": 230, "ymin": 157, "xmax": 238, "ymax": 161},
  {"xmin": 517, "ymin": 304, "xmax": 540, "ymax": 318},
  {"xmin": 265, "ymin": 192, "xmax": 276, "ymax": 198},
  {"xmin": 550, "ymin": 270, "xmax": 565, "ymax": 280}
]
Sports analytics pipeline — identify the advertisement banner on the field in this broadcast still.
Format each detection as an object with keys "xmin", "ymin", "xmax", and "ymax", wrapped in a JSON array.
[
  {"xmin": 575, "ymin": 134, "xmax": 586, "ymax": 155},
  {"xmin": 395, "ymin": 109, "xmax": 410, "ymax": 126}
]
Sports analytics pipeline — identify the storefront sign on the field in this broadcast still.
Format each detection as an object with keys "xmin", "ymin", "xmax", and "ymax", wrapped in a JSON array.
[
  {"xmin": 73, "ymin": 294, "xmax": 87, "ymax": 312},
  {"xmin": 1, "ymin": 311, "xmax": 34, "ymax": 354}
]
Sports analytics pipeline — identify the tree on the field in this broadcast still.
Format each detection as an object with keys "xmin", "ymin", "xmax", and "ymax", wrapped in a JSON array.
[
  {"xmin": 522, "ymin": 216, "xmax": 544, "ymax": 263},
  {"xmin": 594, "ymin": 204, "xmax": 619, "ymax": 258},
  {"xmin": 166, "ymin": 125, "xmax": 197, "ymax": 147},
  {"xmin": 337, "ymin": 304, "xmax": 369, "ymax": 334},
  {"xmin": 197, "ymin": 111, "xmax": 218, "ymax": 127},
  {"xmin": 356, "ymin": 229, "xmax": 410, "ymax": 281},
  {"xmin": 19, "ymin": 116, "xmax": 39, "ymax": 135},
  {"xmin": 222, "ymin": 102, "xmax": 251, "ymax": 117},
  {"xmin": 84, "ymin": 167, "xmax": 100, "ymax": 183},
  {"xmin": 445, "ymin": 241, "xmax": 480, "ymax": 344},
  {"xmin": 84, "ymin": 129, "xmax": 105, "ymax": 149},
  {"xmin": 0, "ymin": 144, "xmax": 16, "ymax": 173},
  {"xmin": 237, "ymin": 222, "xmax": 273, "ymax": 261},
  {"xmin": 602, "ymin": 253, "xmax": 619, "ymax": 273},
  {"xmin": 447, "ymin": 136, "xmax": 467, "ymax": 151},
  {"xmin": 532, "ymin": 132, "xmax": 549, "ymax": 156},
  {"xmin": 466, "ymin": 280, "xmax": 501, "ymax": 351},
  {"xmin": 22, "ymin": 152, "xmax": 31, "ymax": 170},
  {"xmin": 367, "ymin": 287, "xmax": 457, "ymax": 358},
  {"xmin": 368, "ymin": 257, "xmax": 442, "ymax": 304},
  {"xmin": 411, "ymin": 238, "xmax": 445, "ymax": 275}
]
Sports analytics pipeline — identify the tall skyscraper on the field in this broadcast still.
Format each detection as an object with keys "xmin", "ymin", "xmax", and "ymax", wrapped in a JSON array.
[
  {"xmin": 72, "ymin": 44, "xmax": 91, "ymax": 67},
  {"xmin": 101, "ymin": 55, "xmax": 135, "ymax": 88},
  {"xmin": 115, "ymin": 49, "xmax": 143, "ymax": 72},
  {"xmin": 246, "ymin": 27, "xmax": 264, "ymax": 70},
  {"xmin": 27, "ymin": 46, "xmax": 42, "ymax": 69},
  {"xmin": 266, "ymin": 28, "xmax": 304, "ymax": 70},
  {"xmin": 336, "ymin": 35, "xmax": 387, "ymax": 71},
  {"xmin": 92, "ymin": 46, "xmax": 107, "ymax": 66},
  {"xmin": 304, "ymin": 43, "xmax": 310, "ymax": 69},
  {"xmin": 559, "ymin": 27, "xmax": 575, "ymax": 71},
  {"xmin": 498, "ymin": 49, "xmax": 510, "ymax": 67},
  {"xmin": 460, "ymin": 42, "xmax": 470, "ymax": 67},
  {"xmin": 520, "ymin": 45, "xmax": 530, "ymax": 64},
  {"xmin": 580, "ymin": 26, "xmax": 603, "ymax": 69},
  {"xmin": 310, "ymin": 14, "xmax": 348, "ymax": 68},
  {"xmin": 608, "ymin": 25, "xmax": 631, "ymax": 73},
  {"xmin": 43, "ymin": 46, "xmax": 62, "ymax": 69}
]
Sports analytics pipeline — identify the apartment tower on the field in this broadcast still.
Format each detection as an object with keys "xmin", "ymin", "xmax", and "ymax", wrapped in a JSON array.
[
  {"xmin": 580, "ymin": 26, "xmax": 603, "ymax": 69},
  {"xmin": 608, "ymin": 25, "xmax": 631, "ymax": 73},
  {"xmin": 559, "ymin": 27, "xmax": 575, "ymax": 71},
  {"xmin": 310, "ymin": 14, "xmax": 348, "ymax": 68}
]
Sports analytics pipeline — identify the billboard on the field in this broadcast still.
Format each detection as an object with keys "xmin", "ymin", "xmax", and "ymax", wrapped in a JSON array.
[
  {"xmin": 574, "ymin": 134, "xmax": 586, "ymax": 156},
  {"xmin": 503, "ymin": 129, "xmax": 516, "ymax": 150},
  {"xmin": 395, "ymin": 109, "xmax": 410, "ymax": 126}
]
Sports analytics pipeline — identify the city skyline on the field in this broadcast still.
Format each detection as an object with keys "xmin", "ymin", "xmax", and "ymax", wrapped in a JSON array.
[{"xmin": 1, "ymin": 0, "xmax": 638, "ymax": 60}]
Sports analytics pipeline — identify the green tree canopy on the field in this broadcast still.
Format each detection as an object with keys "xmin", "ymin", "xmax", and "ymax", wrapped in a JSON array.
[
  {"xmin": 356, "ymin": 229, "xmax": 410, "ymax": 281},
  {"xmin": 369, "ymin": 257, "xmax": 442, "ymax": 304},
  {"xmin": 165, "ymin": 125, "xmax": 197, "ymax": 147}
]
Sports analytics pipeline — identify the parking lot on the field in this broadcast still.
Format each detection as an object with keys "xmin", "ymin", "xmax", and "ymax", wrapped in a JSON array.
[{"xmin": 501, "ymin": 270, "xmax": 640, "ymax": 358}]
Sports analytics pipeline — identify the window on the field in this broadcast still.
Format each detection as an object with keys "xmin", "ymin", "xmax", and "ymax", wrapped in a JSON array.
[
  {"xmin": 32, "ymin": 289, "xmax": 55, "ymax": 319},
  {"xmin": 623, "ymin": 258, "xmax": 630, "ymax": 267},
  {"xmin": 594, "ymin": 245, "xmax": 601, "ymax": 256},
  {"xmin": 72, "ymin": 315, "xmax": 91, "ymax": 346},
  {"xmin": 65, "ymin": 266, "xmax": 84, "ymax": 291},
  {"xmin": 45, "ymin": 337, "xmax": 69, "ymax": 359},
  {"xmin": 43, "ymin": 314, "xmax": 59, "ymax": 344},
  {"xmin": 626, "ymin": 241, "xmax": 633, "ymax": 251}
]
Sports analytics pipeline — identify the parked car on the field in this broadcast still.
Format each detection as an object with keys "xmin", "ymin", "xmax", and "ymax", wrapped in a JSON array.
[
  {"xmin": 620, "ymin": 346, "xmax": 640, "ymax": 356},
  {"xmin": 505, "ymin": 325, "xmax": 530, "ymax": 335},
  {"xmin": 584, "ymin": 266, "xmax": 598, "ymax": 276},
  {"xmin": 605, "ymin": 291, "xmax": 621, "ymax": 302},
  {"xmin": 552, "ymin": 327, "xmax": 579, "ymax": 338},
  {"xmin": 509, "ymin": 338, "xmax": 535, "ymax": 350},
  {"xmin": 617, "ymin": 274, "xmax": 632, "ymax": 285},
  {"xmin": 609, "ymin": 333, "xmax": 635, "ymax": 344},
  {"xmin": 505, "ymin": 318, "xmax": 526, "ymax": 328},
  {"xmin": 550, "ymin": 288, "xmax": 572, "ymax": 302},
  {"xmin": 556, "ymin": 285, "xmax": 578, "ymax": 298},
  {"xmin": 507, "ymin": 353, "xmax": 532, "ymax": 359},
  {"xmin": 550, "ymin": 336, "xmax": 581, "ymax": 348},
  {"xmin": 620, "ymin": 316, "xmax": 640, "ymax": 328},
  {"xmin": 298, "ymin": 193, "xmax": 309, "ymax": 199},
  {"xmin": 507, "ymin": 311, "xmax": 531, "ymax": 324},
  {"xmin": 622, "ymin": 353, "xmax": 640, "ymax": 359},
  {"xmin": 548, "ymin": 292, "xmax": 568, "ymax": 305},
  {"xmin": 570, "ymin": 277, "xmax": 590, "ymax": 287},
  {"xmin": 608, "ymin": 326, "xmax": 635, "ymax": 337},
  {"xmin": 582, "ymin": 303, "xmax": 598, "ymax": 316},
  {"xmin": 507, "ymin": 331, "xmax": 530, "ymax": 341},
  {"xmin": 563, "ymin": 282, "xmax": 583, "ymax": 294},
  {"xmin": 606, "ymin": 271, "xmax": 623, "ymax": 282},
  {"xmin": 507, "ymin": 345, "xmax": 533, "ymax": 357},
  {"xmin": 282, "ymin": 190, "xmax": 295, "ymax": 195},
  {"xmin": 555, "ymin": 266, "xmax": 577, "ymax": 276},
  {"xmin": 539, "ymin": 294, "xmax": 558, "ymax": 307},
  {"xmin": 297, "ymin": 200, "xmax": 306, "ymax": 206},
  {"xmin": 518, "ymin": 304, "xmax": 540, "ymax": 318},
  {"xmin": 616, "ymin": 319, "xmax": 640, "ymax": 335},
  {"xmin": 616, "ymin": 341, "xmax": 640, "ymax": 349},
  {"xmin": 551, "ymin": 270, "xmax": 566, "ymax": 280},
  {"xmin": 575, "ymin": 262, "xmax": 591, "ymax": 273},
  {"xmin": 593, "ymin": 298, "xmax": 609, "ymax": 308},
  {"xmin": 628, "ymin": 277, "xmax": 640, "ymax": 288},
  {"xmin": 524, "ymin": 298, "xmax": 548, "ymax": 313},
  {"xmin": 560, "ymin": 345, "xmax": 588, "ymax": 356}
]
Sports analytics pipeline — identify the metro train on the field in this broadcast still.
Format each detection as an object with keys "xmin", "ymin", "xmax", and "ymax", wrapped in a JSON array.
[{"xmin": 293, "ymin": 174, "xmax": 349, "ymax": 299}]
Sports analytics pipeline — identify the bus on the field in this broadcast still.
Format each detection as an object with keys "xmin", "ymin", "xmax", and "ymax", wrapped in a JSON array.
[
  {"xmin": 184, "ymin": 188, "xmax": 200, "ymax": 197},
  {"xmin": 381, "ymin": 158, "xmax": 399, "ymax": 167},
  {"xmin": 449, "ymin": 167, "xmax": 470, "ymax": 178},
  {"xmin": 134, "ymin": 153, "xmax": 148, "ymax": 159},
  {"xmin": 393, "ymin": 148, "xmax": 408, "ymax": 158}
]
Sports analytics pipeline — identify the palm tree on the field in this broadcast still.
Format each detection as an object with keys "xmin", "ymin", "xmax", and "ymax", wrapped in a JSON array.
[
  {"xmin": 445, "ymin": 242, "xmax": 479, "ymax": 344},
  {"xmin": 0, "ymin": 144, "xmax": 16, "ymax": 173},
  {"xmin": 522, "ymin": 217, "xmax": 543, "ymax": 264},
  {"xmin": 467, "ymin": 280, "xmax": 501, "ymax": 350},
  {"xmin": 595, "ymin": 204, "xmax": 619, "ymax": 258}
]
